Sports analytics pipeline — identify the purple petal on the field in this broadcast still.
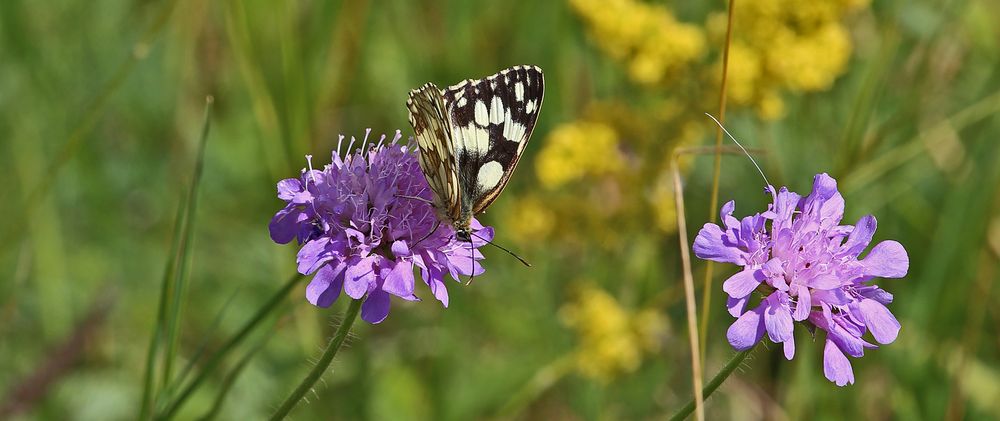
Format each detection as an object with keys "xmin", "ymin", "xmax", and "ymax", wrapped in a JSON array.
[
  {"xmin": 727, "ymin": 305, "xmax": 765, "ymax": 350},
  {"xmin": 859, "ymin": 298, "xmax": 900, "ymax": 344},
  {"xmin": 840, "ymin": 215, "xmax": 876, "ymax": 257},
  {"xmin": 296, "ymin": 238, "xmax": 334, "ymax": 274},
  {"xmin": 770, "ymin": 188, "xmax": 801, "ymax": 232},
  {"xmin": 826, "ymin": 318, "xmax": 871, "ymax": 358},
  {"xmin": 823, "ymin": 338, "xmax": 855, "ymax": 386},
  {"xmin": 693, "ymin": 223, "xmax": 746, "ymax": 265},
  {"xmin": 428, "ymin": 277, "xmax": 449, "ymax": 307},
  {"xmin": 343, "ymin": 256, "xmax": 376, "ymax": 299},
  {"xmin": 469, "ymin": 225, "xmax": 495, "ymax": 245},
  {"xmin": 803, "ymin": 173, "xmax": 845, "ymax": 227},
  {"xmin": 808, "ymin": 273, "xmax": 844, "ymax": 290},
  {"xmin": 792, "ymin": 285, "xmax": 811, "ymax": 321},
  {"xmin": 783, "ymin": 336, "xmax": 795, "ymax": 360},
  {"xmin": 720, "ymin": 200, "xmax": 739, "ymax": 229},
  {"xmin": 762, "ymin": 258, "xmax": 784, "ymax": 277},
  {"xmin": 764, "ymin": 293, "xmax": 794, "ymax": 343},
  {"xmin": 811, "ymin": 288, "xmax": 852, "ymax": 306},
  {"xmin": 762, "ymin": 259, "xmax": 788, "ymax": 291},
  {"xmin": 861, "ymin": 240, "xmax": 909, "ymax": 278},
  {"xmin": 449, "ymin": 257, "xmax": 484, "ymax": 278},
  {"xmin": 305, "ymin": 262, "xmax": 346, "ymax": 307},
  {"xmin": 722, "ymin": 268, "xmax": 763, "ymax": 299},
  {"xmin": 859, "ymin": 286, "xmax": 894, "ymax": 304},
  {"xmin": 391, "ymin": 240, "xmax": 411, "ymax": 257},
  {"xmin": 727, "ymin": 295, "xmax": 748, "ymax": 317},
  {"xmin": 361, "ymin": 289, "xmax": 391, "ymax": 323},
  {"xmin": 382, "ymin": 261, "xmax": 415, "ymax": 297},
  {"xmin": 276, "ymin": 178, "xmax": 303, "ymax": 201},
  {"xmin": 269, "ymin": 207, "xmax": 305, "ymax": 244}
]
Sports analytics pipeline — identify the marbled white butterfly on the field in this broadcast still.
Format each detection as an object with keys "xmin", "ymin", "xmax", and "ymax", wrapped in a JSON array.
[{"xmin": 406, "ymin": 65, "xmax": 544, "ymax": 243}]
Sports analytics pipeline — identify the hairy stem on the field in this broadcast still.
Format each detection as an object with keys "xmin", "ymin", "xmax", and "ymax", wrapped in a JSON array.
[
  {"xmin": 669, "ymin": 346, "xmax": 754, "ymax": 421},
  {"xmin": 269, "ymin": 298, "xmax": 363, "ymax": 420}
]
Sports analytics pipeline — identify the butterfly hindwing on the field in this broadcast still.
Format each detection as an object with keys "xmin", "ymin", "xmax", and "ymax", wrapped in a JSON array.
[
  {"xmin": 406, "ymin": 83, "xmax": 462, "ymax": 221},
  {"xmin": 442, "ymin": 65, "xmax": 544, "ymax": 214}
]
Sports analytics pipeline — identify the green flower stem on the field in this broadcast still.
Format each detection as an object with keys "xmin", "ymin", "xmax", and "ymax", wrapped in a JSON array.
[
  {"xmin": 269, "ymin": 298, "xmax": 363, "ymax": 421},
  {"xmin": 669, "ymin": 346, "xmax": 755, "ymax": 421}
]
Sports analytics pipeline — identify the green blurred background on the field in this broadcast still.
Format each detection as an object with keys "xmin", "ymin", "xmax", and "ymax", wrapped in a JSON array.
[{"xmin": 2, "ymin": 0, "xmax": 1000, "ymax": 419}]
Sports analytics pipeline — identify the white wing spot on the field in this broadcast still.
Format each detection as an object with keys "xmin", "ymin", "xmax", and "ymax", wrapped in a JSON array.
[
  {"xmin": 460, "ymin": 124, "xmax": 491, "ymax": 156},
  {"xmin": 474, "ymin": 100, "xmax": 489, "ymax": 127},
  {"xmin": 489, "ymin": 96, "xmax": 505, "ymax": 125},
  {"xmin": 515, "ymin": 82, "xmax": 525, "ymax": 101},
  {"xmin": 509, "ymin": 121, "xmax": 526, "ymax": 143},
  {"xmin": 526, "ymin": 100, "xmax": 536, "ymax": 113},
  {"xmin": 456, "ymin": 96, "xmax": 467, "ymax": 108},
  {"xmin": 477, "ymin": 161, "xmax": 504, "ymax": 191}
]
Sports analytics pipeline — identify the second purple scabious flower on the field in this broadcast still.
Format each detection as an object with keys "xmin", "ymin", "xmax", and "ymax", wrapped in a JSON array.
[
  {"xmin": 268, "ymin": 129, "xmax": 493, "ymax": 324},
  {"xmin": 694, "ymin": 173, "xmax": 909, "ymax": 386}
]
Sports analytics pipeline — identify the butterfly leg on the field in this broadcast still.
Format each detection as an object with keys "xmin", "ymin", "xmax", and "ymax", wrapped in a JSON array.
[
  {"xmin": 394, "ymin": 194, "xmax": 436, "ymax": 205},
  {"xmin": 411, "ymin": 218, "xmax": 441, "ymax": 248}
]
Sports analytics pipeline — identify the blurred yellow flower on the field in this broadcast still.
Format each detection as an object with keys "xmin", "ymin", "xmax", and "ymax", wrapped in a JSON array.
[
  {"xmin": 569, "ymin": 0, "xmax": 706, "ymax": 86},
  {"xmin": 649, "ymin": 172, "xmax": 678, "ymax": 234},
  {"xmin": 707, "ymin": 0, "xmax": 869, "ymax": 119},
  {"xmin": 560, "ymin": 284, "xmax": 667, "ymax": 383},
  {"xmin": 723, "ymin": 43, "xmax": 764, "ymax": 105},
  {"xmin": 535, "ymin": 121, "xmax": 625, "ymax": 189},
  {"xmin": 756, "ymin": 89, "xmax": 786, "ymax": 120},
  {"xmin": 503, "ymin": 195, "xmax": 556, "ymax": 246}
]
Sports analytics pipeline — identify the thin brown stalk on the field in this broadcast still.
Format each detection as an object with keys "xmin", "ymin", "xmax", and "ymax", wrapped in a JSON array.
[
  {"xmin": 0, "ymin": 291, "xmax": 114, "ymax": 418},
  {"xmin": 672, "ymin": 151, "xmax": 704, "ymax": 421},
  {"xmin": 701, "ymin": 0, "xmax": 737, "ymax": 363}
]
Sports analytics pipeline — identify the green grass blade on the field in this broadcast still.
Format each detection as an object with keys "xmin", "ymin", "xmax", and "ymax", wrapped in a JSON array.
[
  {"xmin": 161, "ymin": 97, "xmax": 215, "ymax": 394},
  {"xmin": 139, "ymin": 96, "xmax": 214, "ymax": 420},
  {"xmin": 171, "ymin": 287, "xmax": 243, "ymax": 393},
  {"xmin": 155, "ymin": 273, "xmax": 305, "ymax": 420},
  {"xmin": 138, "ymin": 186, "xmax": 191, "ymax": 420},
  {"xmin": 195, "ymin": 342, "xmax": 265, "ymax": 421}
]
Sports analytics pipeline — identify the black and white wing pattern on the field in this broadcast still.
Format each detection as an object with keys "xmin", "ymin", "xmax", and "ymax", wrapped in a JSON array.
[
  {"xmin": 406, "ymin": 82, "xmax": 462, "ymax": 222},
  {"xmin": 406, "ymin": 65, "xmax": 544, "ymax": 237},
  {"xmin": 442, "ymin": 65, "xmax": 544, "ymax": 214}
]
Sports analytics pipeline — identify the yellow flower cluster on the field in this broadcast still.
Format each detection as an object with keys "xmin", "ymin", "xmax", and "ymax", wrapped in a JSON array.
[
  {"xmin": 559, "ymin": 284, "xmax": 667, "ymax": 383},
  {"xmin": 502, "ymin": 195, "xmax": 556, "ymax": 246},
  {"xmin": 708, "ymin": 0, "xmax": 869, "ymax": 119},
  {"xmin": 535, "ymin": 120, "xmax": 625, "ymax": 190},
  {"xmin": 568, "ymin": 0, "xmax": 706, "ymax": 85}
]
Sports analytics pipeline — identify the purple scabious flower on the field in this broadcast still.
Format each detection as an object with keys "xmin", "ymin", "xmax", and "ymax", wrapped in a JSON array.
[
  {"xmin": 269, "ymin": 129, "xmax": 493, "ymax": 324},
  {"xmin": 694, "ymin": 173, "xmax": 909, "ymax": 386}
]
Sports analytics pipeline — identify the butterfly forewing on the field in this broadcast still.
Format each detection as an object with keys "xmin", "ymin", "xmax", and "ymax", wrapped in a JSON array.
[
  {"xmin": 442, "ymin": 65, "xmax": 544, "ymax": 214},
  {"xmin": 406, "ymin": 83, "xmax": 462, "ymax": 221}
]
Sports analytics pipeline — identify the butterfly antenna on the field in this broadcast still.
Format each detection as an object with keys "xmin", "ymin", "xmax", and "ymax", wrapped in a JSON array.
[
  {"xmin": 704, "ymin": 113, "xmax": 771, "ymax": 187},
  {"xmin": 470, "ymin": 232, "xmax": 531, "ymax": 267},
  {"xmin": 467, "ymin": 237, "xmax": 476, "ymax": 285}
]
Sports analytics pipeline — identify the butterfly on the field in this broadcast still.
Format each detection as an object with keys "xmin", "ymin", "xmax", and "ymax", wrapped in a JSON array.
[{"xmin": 406, "ymin": 65, "xmax": 544, "ymax": 242}]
